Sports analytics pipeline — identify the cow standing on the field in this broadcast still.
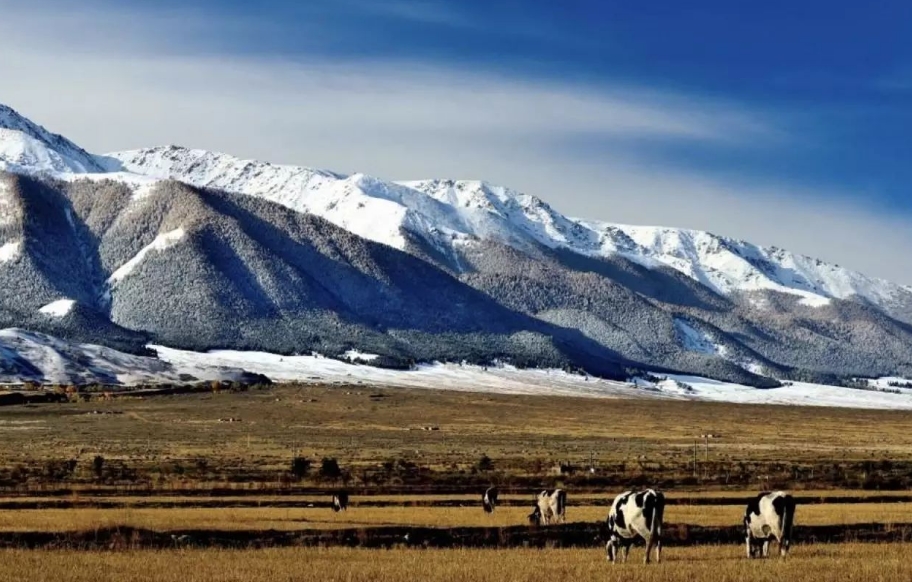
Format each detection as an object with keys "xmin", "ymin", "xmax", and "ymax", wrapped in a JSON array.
[
  {"xmin": 528, "ymin": 489, "xmax": 567, "ymax": 525},
  {"xmin": 744, "ymin": 491, "xmax": 795, "ymax": 558},
  {"xmin": 605, "ymin": 489, "xmax": 665, "ymax": 564},
  {"xmin": 482, "ymin": 486, "xmax": 499, "ymax": 514},
  {"xmin": 331, "ymin": 491, "xmax": 349, "ymax": 512}
]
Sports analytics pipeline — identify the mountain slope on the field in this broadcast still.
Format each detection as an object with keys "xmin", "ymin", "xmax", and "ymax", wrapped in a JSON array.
[
  {"xmin": 1, "ymin": 102, "xmax": 911, "ymax": 388},
  {"xmin": 0, "ymin": 171, "xmax": 643, "ymax": 380},
  {"xmin": 103, "ymin": 148, "xmax": 912, "ymax": 325}
]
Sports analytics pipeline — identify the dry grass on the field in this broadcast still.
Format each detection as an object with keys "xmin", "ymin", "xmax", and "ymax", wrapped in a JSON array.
[
  {"xmin": 0, "ymin": 544, "xmax": 909, "ymax": 582},
  {"xmin": 3, "ymin": 385, "xmax": 912, "ymax": 472},
  {"xmin": 3, "ymin": 502, "xmax": 912, "ymax": 532}
]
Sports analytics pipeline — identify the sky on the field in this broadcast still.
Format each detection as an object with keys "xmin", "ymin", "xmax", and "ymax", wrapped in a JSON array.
[{"xmin": 1, "ymin": 0, "xmax": 911, "ymax": 282}]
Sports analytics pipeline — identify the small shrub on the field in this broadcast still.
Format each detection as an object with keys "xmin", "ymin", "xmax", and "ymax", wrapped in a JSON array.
[
  {"xmin": 320, "ymin": 458, "xmax": 343, "ymax": 481},
  {"xmin": 291, "ymin": 457, "xmax": 312, "ymax": 480},
  {"xmin": 476, "ymin": 454, "xmax": 495, "ymax": 472},
  {"xmin": 93, "ymin": 455, "xmax": 105, "ymax": 479}
]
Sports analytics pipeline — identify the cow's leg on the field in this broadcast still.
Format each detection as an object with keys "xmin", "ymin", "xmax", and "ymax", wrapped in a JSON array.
[
  {"xmin": 643, "ymin": 536, "xmax": 654, "ymax": 564},
  {"xmin": 762, "ymin": 539, "xmax": 770, "ymax": 558},
  {"xmin": 622, "ymin": 543, "xmax": 630, "ymax": 563},
  {"xmin": 745, "ymin": 534, "xmax": 752, "ymax": 559},
  {"xmin": 655, "ymin": 535, "xmax": 662, "ymax": 564}
]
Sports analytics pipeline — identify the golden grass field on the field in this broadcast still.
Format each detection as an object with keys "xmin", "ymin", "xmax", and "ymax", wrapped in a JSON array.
[
  {"xmin": 1, "ymin": 502, "xmax": 912, "ymax": 532},
  {"xmin": 3, "ymin": 384, "xmax": 912, "ymax": 476},
  {"xmin": 1, "ymin": 545, "xmax": 909, "ymax": 582},
  {"xmin": 3, "ymin": 385, "xmax": 912, "ymax": 580}
]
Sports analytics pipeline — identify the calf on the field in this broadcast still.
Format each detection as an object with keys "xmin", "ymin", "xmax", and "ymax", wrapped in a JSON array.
[
  {"xmin": 528, "ymin": 489, "xmax": 567, "ymax": 525},
  {"xmin": 605, "ymin": 489, "xmax": 665, "ymax": 564},
  {"xmin": 744, "ymin": 491, "xmax": 795, "ymax": 558},
  {"xmin": 482, "ymin": 486, "xmax": 499, "ymax": 513},
  {"xmin": 331, "ymin": 491, "xmax": 349, "ymax": 512}
]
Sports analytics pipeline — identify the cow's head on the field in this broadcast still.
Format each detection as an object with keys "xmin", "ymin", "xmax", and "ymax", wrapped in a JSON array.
[{"xmin": 528, "ymin": 504, "xmax": 542, "ymax": 526}]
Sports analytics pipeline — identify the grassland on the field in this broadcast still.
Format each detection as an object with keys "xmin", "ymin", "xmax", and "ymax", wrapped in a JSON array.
[
  {"xmin": 1, "ymin": 545, "xmax": 909, "ymax": 582},
  {"xmin": 2, "ymin": 384, "xmax": 912, "ymax": 579},
  {"xmin": 2, "ymin": 502, "xmax": 912, "ymax": 532},
  {"xmin": 3, "ymin": 384, "xmax": 912, "ymax": 493}
]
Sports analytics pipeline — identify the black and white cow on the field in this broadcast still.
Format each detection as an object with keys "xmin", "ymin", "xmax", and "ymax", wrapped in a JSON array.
[
  {"xmin": 528, "ymin": 489, "xmax": 567, "ymax": 525},
  {"xmin": 605, "ymin": 489, "xmax": 665, "ymax": 564},
  {"xmin": 482, "ymin": 486, "xmax": 499, "ymax": 513},
  {"xmin": 331, "ymin": 491, "xmax": 349, "ymax": 512},
  {"xmin": 744, "ymin": 491, "xmax": 795, "ymax": 558}
]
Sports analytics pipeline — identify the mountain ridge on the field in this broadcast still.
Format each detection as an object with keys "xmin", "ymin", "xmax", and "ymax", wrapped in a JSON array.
[
  {"xmin": 2, "ymin": 102, "xmax": 912, "ymax": 388},
  {"xmin": 100, "ymin": 146, "xmax": 912, "ymax": 323}
]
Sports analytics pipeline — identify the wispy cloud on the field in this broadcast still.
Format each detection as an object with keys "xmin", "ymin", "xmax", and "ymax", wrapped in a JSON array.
[
  {"xmin": 341, "ymin": 0, "xmax": 476, "ymax": 27},
  {"xmin": 2, "ymin": 3, "xmax": 911, "ymax": 284}
]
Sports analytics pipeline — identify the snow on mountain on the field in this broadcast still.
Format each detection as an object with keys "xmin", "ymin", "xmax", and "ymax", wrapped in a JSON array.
[
  {"xmin": 0, "ymin": 103, "xmax": 908, "ymax": 324},
  {"xmin": 0, "ymin": 241, "xmax": 20, "ymax": 263},
  {"xmin": 98, "ymin": 147, "xmax": 912, "ymax": 312},
  {"xmin": 673, "ymin": 317, "xmax": 765, "ymax": 375},
  {"xmin": 108, "ymin": 227, "xmax": 187, "ymax": 284},
  {"xmin": 0, "ymin": 328, "xmax": 262, "ymax": 386},
  {"xmin": 39, "ymin": 299, "xmax": 76, "ymax": 318},
  {"xmin": 0, "ymin": 105, "xmax": 103, "ymax": 174}
]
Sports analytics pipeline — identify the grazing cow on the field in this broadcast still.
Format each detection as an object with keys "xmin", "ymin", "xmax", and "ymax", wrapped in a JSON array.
[
  {"xmin": 331, "ymin": 491, "xmax": 349, "ymax": 512},
  {"xmin": 528, "ymin": 489, "xmax": 567, "ymax": 525},
  {"xmin": 605, "ymin": 489, "xmax": 665, "ymax": 564},
  {"xmin": 744, "ymin": 491, "xmax": 795, "ymax": 558},
  {"xmin": 482, "ymin": 486, "xmax": 499, "ymax": 513}
]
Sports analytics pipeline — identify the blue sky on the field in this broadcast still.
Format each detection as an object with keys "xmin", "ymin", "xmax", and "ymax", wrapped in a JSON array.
[{"xmin": 2, "ymin": 1, "xmax": 911, "ymax": 280}]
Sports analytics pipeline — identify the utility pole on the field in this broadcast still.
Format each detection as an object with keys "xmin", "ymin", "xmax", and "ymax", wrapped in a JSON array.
[
  {"xmin": 699, "ymin": 433, "xmax": 720, "ymax": 478},
  {"xmin": 693, "ymin": 438, "xmax": 698, "ymax": 479}
]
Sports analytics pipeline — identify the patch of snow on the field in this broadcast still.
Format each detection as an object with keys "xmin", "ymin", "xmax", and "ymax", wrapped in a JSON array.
[
  {"xmin": 674, "ymin": 318, "xmax": 719, "ymax": 355},
  {"xmin": 661, "ymin": 374, "xmax": 912, "ymax": 410},
  {"xmin": 0, "ymin": 241, "xmax": 20, "ymax": 263},
  {"xmin": 342, "ymin": 350, "xmax": 379, "ymax": 362},
  {"xmin": 674, "ymin": 317, "xmax": 766, "ymax": 376},
  {"xmin": 0, "ymin": 329, "xmax": 256, "ymax": 386},
  {"xmin": 0, "ymin": 179, "xmax": 17, "ymax": 227},
  {"xmin": 108, "ymin": 228, "xmax": 186, "ymax": 283},
  {"xmin": 39, "ymin": 299, "xmax": 75, "ymax": 318},
  {"xmin": 151, "ymin": 346, "xmax": 650, "ymax": 399},
  {"xmin": 151, "ymin": 346, "xmax": 912, "ymax": 410}
]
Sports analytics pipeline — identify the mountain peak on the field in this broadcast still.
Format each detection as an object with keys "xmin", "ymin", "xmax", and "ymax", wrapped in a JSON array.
[
  {"xmin": 0, "ymin": 104, "xmax": 103, "ymax": 174},
  {"xmin": 3, "ymin": 102, "xmax": 910, "ymax": 322}
]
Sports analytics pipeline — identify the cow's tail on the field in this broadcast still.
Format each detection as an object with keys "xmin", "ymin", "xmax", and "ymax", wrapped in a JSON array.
[
  {"xmin": 781, "ymin": 495, "xmax": 796, "ymax": 554},
  {"xmin": 649, "ymin": 492, "xmax": 665, "ymax": 539},
  {"xmin": 558, "ymin": 490, "xmax": 567, "ymax": 522}
]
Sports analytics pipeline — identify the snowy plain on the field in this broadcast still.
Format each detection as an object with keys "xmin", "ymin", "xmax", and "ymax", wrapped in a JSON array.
[{"xmin": 152, "ymin": 345, "xmax": 912, "ymax": 411}]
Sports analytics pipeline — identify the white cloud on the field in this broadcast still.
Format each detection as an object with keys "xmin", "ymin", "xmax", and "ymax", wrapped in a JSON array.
[{"xmin": 2, "ymin": 3, "xmax": 911, "ymax": 284}]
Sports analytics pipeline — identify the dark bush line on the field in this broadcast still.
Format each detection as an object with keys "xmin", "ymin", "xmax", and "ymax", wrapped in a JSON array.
[
  {"xmin": 2, "ymin": 494, "xmax": 912, "ymax": 512},
  {"xmin": 1, "ymin": 522, "xmax": 910, "ymax": 551}
]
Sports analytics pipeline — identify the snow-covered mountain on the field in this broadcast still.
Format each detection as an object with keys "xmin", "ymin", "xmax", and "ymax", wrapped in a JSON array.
[
  {"xmin": 0, "ymin": 105, "xmax": 103, "ymax": 174},
  {"xmin": 102, "ymin": 147, "xmax": 912, "ymax": 319},
  {"xmin": 3, "ymin": 102, "xmax": 912, "ymax": 389}
]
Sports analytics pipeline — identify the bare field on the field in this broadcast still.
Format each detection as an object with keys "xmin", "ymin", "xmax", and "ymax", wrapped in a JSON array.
[
  {"xmin": 1, "ymin": 544, "xmax": 909, "ymax": 582},
  {"xmin": 3, "ymin": 384, "xmax": 912, "ymax": 494}
]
